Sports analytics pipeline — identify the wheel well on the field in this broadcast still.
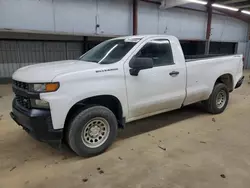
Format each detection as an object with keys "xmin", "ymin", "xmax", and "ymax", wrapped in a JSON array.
[
  {"xmin": 64, "ymin": 95, "xmax": 124, "ymax": 131},
  {"xmin": 215, "ymin": 74, "xmax": 233, "ymax": 92}
]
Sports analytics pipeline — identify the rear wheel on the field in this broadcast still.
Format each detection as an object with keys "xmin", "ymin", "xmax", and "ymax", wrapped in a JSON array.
[
  {"xmin": 203, "ymin": 83, "xmax": 229, "ymax": 114},
  {"xmin": 67, "ymin": 106, "xmax": 118, "ymax": 157}
]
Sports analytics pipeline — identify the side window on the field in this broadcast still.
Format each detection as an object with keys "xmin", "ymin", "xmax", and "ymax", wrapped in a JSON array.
[{"xmin": 136, "ymin": 39, "xmax": 174, "ymax": 67}]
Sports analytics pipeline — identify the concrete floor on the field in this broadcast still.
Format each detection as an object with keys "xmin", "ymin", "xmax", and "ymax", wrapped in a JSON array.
[{"xmin": 0, "ymin": 72, "xmax": 250, "ymax": 188}]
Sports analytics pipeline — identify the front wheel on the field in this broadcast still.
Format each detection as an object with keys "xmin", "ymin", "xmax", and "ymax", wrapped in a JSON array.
[
  {"xmin": 203, "ymin": 83, "xmax": 229, "ymax": 114},
  {"xmin": 67, "ymin": 106, "xmax": 118, "ymax": 157}
]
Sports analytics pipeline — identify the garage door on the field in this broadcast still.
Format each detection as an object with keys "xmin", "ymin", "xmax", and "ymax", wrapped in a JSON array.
[{"xmin": 0, "ymin": 40, "xmax": 83, "ymax": 78}]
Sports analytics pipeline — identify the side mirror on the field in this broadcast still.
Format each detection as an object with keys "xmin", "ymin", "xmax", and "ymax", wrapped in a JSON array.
[{"xmin": 129, "ymin": 57, "xmax": 153, "ymax": 76}]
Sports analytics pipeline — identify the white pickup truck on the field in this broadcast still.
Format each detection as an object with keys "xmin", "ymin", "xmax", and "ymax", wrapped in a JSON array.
[{"xmin": 10, "ymin": 35, "xmax": 244, "ymax": 157}]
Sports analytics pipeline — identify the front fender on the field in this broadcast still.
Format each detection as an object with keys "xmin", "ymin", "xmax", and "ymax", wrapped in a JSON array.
[{"xmin": 41, "ymin": 78, "xmax": 128, "ymax": 130}]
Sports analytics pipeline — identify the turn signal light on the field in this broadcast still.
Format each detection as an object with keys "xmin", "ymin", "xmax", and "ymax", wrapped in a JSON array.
[{"xmin": 45, "ymin": 83, "xmax": 60, "ymax": 92}]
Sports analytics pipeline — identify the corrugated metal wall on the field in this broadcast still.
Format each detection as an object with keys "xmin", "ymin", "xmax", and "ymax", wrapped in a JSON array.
[{"xmin": 0, "ymin": 40, "xmax": 83, "ymax": 77}]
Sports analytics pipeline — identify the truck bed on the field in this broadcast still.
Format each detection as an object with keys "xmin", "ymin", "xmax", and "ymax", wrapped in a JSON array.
[
  {"xmin": 183, "ymin": 53, "xmax": 243, "ymax": 106},
  {"xmin": 185, "ymin": 54, "xmax": 234, "ymax": 62}
]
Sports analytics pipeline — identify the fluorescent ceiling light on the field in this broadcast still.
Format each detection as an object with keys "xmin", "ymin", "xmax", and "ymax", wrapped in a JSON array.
[
  {"xmin": 212, "ymin": 3, "xmax": 239, "ymax": 11},
  {"xmin": 241, "ymin": 10, "xmax": 250, "ymax": 15},
  {"xmin": 188, "ymin": 0, "xmax": 207, "ymax": 5}
]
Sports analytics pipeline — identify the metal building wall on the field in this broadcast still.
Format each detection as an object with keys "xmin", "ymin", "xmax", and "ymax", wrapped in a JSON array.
[
  {"xmin": 138, "ymin": 1, "xmax": 207, "ymax": 40},
  {"xmin": 210, "ymin": 14, "xmax": 248, "ymax": 42},
  {"xmin": 0, "ymin": 0, "xmax": 248, "ymax": 41},
  {"xmin": 0, "ymin": 40, "xmax": 83, "ymax": 78},
  {"xmin": 244, "ymin": 41, "xmax": 250, "ymax": 69},
  {"xmin": 237, "ymin": 42, "xmax": 247, "ymax": 57},
  {"xmin": 138, "ymin": 1, "xmax": 248, "ymax": 42},
  {"xmin": 0, "ymin": 0, "xmax": 132, "ymax": 36}
]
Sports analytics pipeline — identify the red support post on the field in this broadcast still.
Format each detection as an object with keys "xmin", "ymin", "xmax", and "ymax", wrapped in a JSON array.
[
  {"xmin": 133, "ymin": 0, "xmax": 138, "ymax": 35},
  {"xmin": 205, "ymin": 0, "xmax": 213, "ymax": 54},
  {"xmin": 206, "ymin": 3, "xmax": 212, "ymax": 40}
]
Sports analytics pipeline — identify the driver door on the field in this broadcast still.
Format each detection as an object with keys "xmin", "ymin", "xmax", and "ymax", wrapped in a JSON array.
[{"xmin": 124, "ymin": 38, "xmax": 186, "ymax": 120}]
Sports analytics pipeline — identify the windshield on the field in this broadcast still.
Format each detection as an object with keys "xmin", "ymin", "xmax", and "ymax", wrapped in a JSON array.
[{"xmin": 79, "ymin": 39, "xmax": 137, "ymax": 64}]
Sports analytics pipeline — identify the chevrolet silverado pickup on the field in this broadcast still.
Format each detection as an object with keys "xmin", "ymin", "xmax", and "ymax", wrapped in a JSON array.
[{"xmin": 10, "ymin": 35, "xmax": 244, "ymax": 157}]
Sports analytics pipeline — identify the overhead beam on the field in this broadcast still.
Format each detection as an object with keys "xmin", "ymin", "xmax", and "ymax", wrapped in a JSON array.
[
  {"xmin": 160, "ymin": 0, "xmax": 189, "ymax": 9},
  {"xmin": 236, "ymin": 4, "xmax": 250, "ymax": 9},
  {"xmin": 220, "ymin": 0, "xmax": 248, "ymax": 5},
  {"xmin": 141, "ymin": 0, "xmax": 250, "ymax": 23},
  {"xmin": 212, "ymin": 6, "xmax": 250, "ymax": 22}
]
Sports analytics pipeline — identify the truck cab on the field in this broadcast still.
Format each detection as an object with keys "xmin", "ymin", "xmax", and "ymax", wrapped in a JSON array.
[{"xmin": 10, "ymin": 35, "xmax": 244, "ymax": 157}]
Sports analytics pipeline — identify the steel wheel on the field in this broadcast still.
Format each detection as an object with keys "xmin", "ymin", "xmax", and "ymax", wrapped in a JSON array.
[
  {"xmin": 81, "ymin": 117, "xmax": 110, "ymax": 148},
  {"xmin": 216, "ymin": 90, "xmax": 227, "ymax": 109}
]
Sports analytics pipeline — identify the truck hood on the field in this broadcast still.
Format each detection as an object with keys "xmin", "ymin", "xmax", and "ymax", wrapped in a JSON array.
[{"xmin": 12, "ymin": 60, "xmax": 100, "ymax": 82}]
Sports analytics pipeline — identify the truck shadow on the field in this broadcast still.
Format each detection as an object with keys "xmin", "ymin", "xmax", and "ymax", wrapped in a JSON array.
[
  {"xmin": 117, "ymin": 104, "xmax": 206, "ymax": 140},
  {"xmin": 0, "ymin": 104, "xmax": 206, "ymax": 164},
  {"xmin": 58, "ymin": 104, "xmax": 206, "ymax": 157}
]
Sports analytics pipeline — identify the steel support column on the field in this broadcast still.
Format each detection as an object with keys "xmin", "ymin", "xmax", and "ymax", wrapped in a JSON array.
[
  {"xmin": 83, "ymin": 36, "xmax": 88, "ymax": 53},
  {"xmin": 205, "ymin": 0, "xmax": 213, "ymax": 55},
  {"xmin": 133, "ymin": 0, "xmax": 138, "ymax": 35}
]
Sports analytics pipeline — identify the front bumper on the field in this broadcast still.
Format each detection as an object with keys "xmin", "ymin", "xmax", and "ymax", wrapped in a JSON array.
[
  {"xmin": 235, "ymin": 76, "xmax": 244, "ymax": 89},
  {"xmin": 10, "ymin": 99, "xmax": 63, "ymax": 144}
]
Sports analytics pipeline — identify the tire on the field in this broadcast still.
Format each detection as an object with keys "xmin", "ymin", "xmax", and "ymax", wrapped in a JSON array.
[
  {"xmin": 203, "ymin": 83, "xmax": 229, "ymax": 114},
  {"xmin": 67, "ymin": 106, "xmax": 118, "ymax": 157}
]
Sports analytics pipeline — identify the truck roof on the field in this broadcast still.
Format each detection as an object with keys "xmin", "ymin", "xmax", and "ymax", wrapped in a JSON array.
[{"xmin": 115, "ymin": 35, "xmax": 177, "ymax": 41}]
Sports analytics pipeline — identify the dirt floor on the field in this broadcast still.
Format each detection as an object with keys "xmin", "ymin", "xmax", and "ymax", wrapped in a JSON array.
[{"xmin": 0, "ymin": 72, "xmax": 250, "ymax": 188}]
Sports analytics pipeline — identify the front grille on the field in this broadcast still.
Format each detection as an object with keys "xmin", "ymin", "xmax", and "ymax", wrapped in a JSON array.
[
  {"xmin": 16, "ymin": 95, "xmax": 31, "ymax": 109},
  {"xmin": 13, "ymin": 80, "xmax": 29, "ymax": 91}
]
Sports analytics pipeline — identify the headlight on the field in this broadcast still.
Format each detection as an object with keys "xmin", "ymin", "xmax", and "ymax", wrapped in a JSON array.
[
  {"xmin": 30, "ymin": 83, "xmax": 59, "ymax": 92},
  {"xmin": 31, "ymin": 99, "xmax": 50, "ymax": 109}
]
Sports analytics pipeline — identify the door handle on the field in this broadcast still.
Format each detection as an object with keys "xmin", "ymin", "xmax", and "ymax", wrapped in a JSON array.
[{"xmin": 169, "ymin": 71, "xmax": 179, "ymax": 77}]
